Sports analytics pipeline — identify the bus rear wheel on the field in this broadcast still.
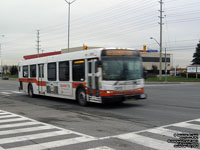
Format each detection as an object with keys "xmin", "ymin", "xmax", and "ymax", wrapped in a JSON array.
[
  {"xmin": 77, "ymin": 88, "xmax": 87, "ymax": 106},
  {"xmin": 28, "ymin": 84, "xmax": 34, "ymax": 98}
]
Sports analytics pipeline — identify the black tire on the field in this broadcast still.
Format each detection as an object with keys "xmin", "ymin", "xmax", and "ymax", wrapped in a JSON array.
[
  {"xmin": 77, "ymin": 88, "xmax": 87, "ymax": 106},
  {"xmin": 28, "ymin": 84, "xmax": 34, "ymax": 98}
]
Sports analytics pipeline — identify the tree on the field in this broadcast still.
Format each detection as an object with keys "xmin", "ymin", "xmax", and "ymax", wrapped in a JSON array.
[
  {"xmin": 152, "ymin": 65, "xmax": 158, "ymax": 74},
  {"xmin": 192, "ymin": 41, "xmax": 200, "ymax": 65},
  {"xmin": 10, "ymin": 65, "xmax": 18, "ymax": 75}
]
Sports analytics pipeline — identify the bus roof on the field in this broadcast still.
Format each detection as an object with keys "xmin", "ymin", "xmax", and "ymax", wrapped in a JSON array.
[{"xmin": 19, "ymin": 48, "xmax": 140, "ymax": 65}]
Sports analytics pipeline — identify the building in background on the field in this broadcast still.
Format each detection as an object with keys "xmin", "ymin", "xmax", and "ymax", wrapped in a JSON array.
[{"xmin": 141, "ymin": 51, "xmax": 171, "ymax": 74}]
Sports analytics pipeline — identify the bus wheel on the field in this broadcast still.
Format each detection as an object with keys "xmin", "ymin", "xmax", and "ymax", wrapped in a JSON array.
[
  {"xmin": 77, "ymin": 88, "xmax": 87, "ymax": 106},
  {"xmin": 28, "ymin": 85, "xmax": 34, "ymax": 98}
]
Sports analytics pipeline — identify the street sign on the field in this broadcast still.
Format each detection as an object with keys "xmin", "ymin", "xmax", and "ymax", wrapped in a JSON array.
[{"xmin": 187, "ymin": 66, "xmax": 200, "ymax": 73}]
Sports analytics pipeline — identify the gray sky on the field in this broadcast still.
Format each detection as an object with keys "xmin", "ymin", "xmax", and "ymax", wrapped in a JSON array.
[{"xmin": 0, "ymin": 0, "xmax": 200, "ymax": 67}]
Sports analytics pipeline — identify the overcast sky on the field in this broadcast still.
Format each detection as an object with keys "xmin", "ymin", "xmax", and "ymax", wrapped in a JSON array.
[{"xmin": 0, "ymin": 0, "xmax": 200, "ymax": 67}]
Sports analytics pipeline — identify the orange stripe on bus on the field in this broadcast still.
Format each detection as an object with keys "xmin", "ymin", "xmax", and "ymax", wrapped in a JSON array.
[
  {"xmin": 19, "ymin": 78, "xmax": 46, "ymax": 86},
  {"xmin": 72, "ymin": 82, "xmax": 87, "ymax": 88}
]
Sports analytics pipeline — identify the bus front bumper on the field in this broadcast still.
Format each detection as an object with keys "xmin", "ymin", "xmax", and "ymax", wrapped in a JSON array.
[{"xmin": 102, "ymin": 93, "xmax": 147, "ymax": 102}]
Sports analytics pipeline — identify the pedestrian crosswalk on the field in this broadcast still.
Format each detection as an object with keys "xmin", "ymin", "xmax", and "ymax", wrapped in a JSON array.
[
  {"xmin": 0, "ymin": 90, "xmax": 24, "ymax": 96},
  {"xmin": 113, "ymin": 118, "xmax": 200, "ymax": 150},
  {"xmin": 0, "ymin": 110, "xmax": 114, "ymax": 150},
  {"xmin": 0, "ymin": 109, "xmax": 199, "ymax": 150}
]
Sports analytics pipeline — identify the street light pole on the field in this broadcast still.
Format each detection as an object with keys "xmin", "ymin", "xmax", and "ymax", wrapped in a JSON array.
[
  {"xmin": 64, "ymin": 0, "xmax": 77, "ymax": 53},
  {"xmin": 150, "ymin": 37, "xmax": 162, "ymax": 80},
  {"xmin": 159, "ymin": 0, "xmax": 163, "ymax": 81}
]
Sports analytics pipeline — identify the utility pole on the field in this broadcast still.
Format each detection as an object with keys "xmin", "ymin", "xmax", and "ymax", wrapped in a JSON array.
[
  {"xmin": 159, "ymin": 0, "xmax": 164, "ymax": 80},
  {"xmin": 165, "ymin": 48, "xmax": 167, "ymax": 82},
  {"xmin": 36, "ymin": 30, "xmax": 41, "ymax": 57},
  {"xmin": 64, "ymin": 0, "xmax": 77, "ymax": 53}
]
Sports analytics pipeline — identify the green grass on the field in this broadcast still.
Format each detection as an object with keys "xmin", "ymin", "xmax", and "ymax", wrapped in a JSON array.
[
  {"xmin": 145, "ymin": 76, "xmax": 200, "ymax": 82},
  {"xmin": 1, "ymin": 74, "xmax": 18, "ymax": 78}
]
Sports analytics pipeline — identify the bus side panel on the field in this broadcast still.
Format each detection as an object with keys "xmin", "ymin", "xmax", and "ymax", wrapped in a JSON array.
[{"xmin": 32, "ymin": 83, "xmax": 39, "ymax": 95}]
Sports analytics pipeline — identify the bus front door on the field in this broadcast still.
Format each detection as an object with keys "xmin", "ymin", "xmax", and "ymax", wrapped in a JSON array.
[{"xmin": 88, "ymin": 59, "xmax": 99, "ymax": 99}]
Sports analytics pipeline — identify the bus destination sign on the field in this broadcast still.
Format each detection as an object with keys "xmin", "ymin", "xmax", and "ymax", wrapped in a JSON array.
[{"xmin": 102, "ymin": 50, "xmax": 138, "ymax": 56}]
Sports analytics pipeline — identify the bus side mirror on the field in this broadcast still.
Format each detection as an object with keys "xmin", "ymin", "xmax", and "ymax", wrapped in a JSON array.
[{"xmin": 97, "ymin": 61, "xmax": 102, "ymax": 67}]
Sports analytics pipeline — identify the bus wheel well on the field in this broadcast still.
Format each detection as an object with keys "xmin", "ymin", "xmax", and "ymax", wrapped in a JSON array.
[
  {"xmin": 76, "ymin": 85, "xmax": 88, "ymax": 106},
  {"xmin": 28, "ymin": 83, "xmax": 34, "ymax": 97},
  {"xmin": 76, "ymin": 85, "xmax": 85, "ymax": 99}
]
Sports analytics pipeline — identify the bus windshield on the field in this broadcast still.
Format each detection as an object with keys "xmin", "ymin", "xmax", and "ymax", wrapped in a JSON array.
[{"xmin": 102, "ymin": 57, "xmax": 143, "ymax": 81}]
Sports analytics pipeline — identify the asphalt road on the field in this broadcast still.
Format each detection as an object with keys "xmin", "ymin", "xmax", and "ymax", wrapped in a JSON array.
[{"xmin": 0, "ymin": 79, "xmax": 199, "ymax": 150}]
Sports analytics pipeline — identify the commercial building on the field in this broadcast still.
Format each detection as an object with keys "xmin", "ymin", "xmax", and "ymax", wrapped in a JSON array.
[{"xmin": 140, "ymin": 51, "xmax": 171, "ymax": 74}]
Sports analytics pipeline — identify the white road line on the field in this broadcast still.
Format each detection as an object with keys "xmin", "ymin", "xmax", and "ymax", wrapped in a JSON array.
[
  {"xmin": 0, "ymin": 121, "xmax": 40, "ymax": 129},
  {"xmin": 0, "ymin": 125, "xmax": 58, "ymax": 136},
  {"xmin": 115, "ymin": 133, "xmax": 199, "ymax": 150},
  {"xmin": 193, "ymin": 118, "xmax": 200, "ymax": 122},
  {"xmin": 10, "ymin": 91, "xmax": 24, "ymax": 94},
  {"xmin": 147, "ymin": 127, "xmax": 183, "ymax": 138},
  {"xmin": 0, "ymin": 112, "xmax": 10, "ymax": 115},
  {"xmin": 0, "ymin": 147, "xmax": 5, "ymax": 150},
  {"xmin": 0, "ymin": 92, "xmax": 10, "ymax": 94},
  {"xmin": 173, "ymin": 122, "xmax": 200, "ymax": 130},
  {"xmin": 0, "ymin": 114, "xmax": 19, "ymax": 119},
  {"xmin": 0, "ymin": 110, "xmax": 94, "ymax": 138},
  {"xmin": 0, "ymin": 130, "xmax": 74, "ymax": 144},
  {"xmin": 84, "ymin": 146, "xmax": 115, "ymax": 150},
  {"xmin": 0, "ymin": 117, "xmax": 29, "ymax": 123},
  {"xmin": 8, "ymin": 136, "xmax": 96, "ymax": 150}
]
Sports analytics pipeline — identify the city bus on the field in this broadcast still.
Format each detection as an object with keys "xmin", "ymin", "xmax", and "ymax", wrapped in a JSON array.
[{"xmin": 18, "ymin": 48, "xmax": 147, "ymax": 106}]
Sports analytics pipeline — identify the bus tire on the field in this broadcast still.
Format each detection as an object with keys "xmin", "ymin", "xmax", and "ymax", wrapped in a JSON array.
[
  {"xmin": 28, "ymin": 84, "xmax": 34, "ymax": 98},
  {"xmin": 77, "ymin": 88, "xmax": 87, "ymax": 106}
]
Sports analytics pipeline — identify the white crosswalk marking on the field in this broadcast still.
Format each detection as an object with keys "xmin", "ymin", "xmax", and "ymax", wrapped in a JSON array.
[
  {"xmin": 0, "ymin": 147, "xmax": 5, "ymax": 150},
  {"xmin": 147, "ymin": 127, "xmax": 183, "ymax": 137},
  {"xmin": 0, "ymin": 117, "xmax": 28, "ymax": 123},
  {"xmin": 8, "ymin": 136, "xmax": 95, "ymax": 150},
  {"xmin": 0, "ymin": 125, "xmax": 57, "ymax": 136},
  {"xmin": 116, "ymin": 133, "xmax": 177, "ymax": 150},
  {"xmin": 112, "ymin": 118, "xmax": 200, "ymax": 150},
  {"xmin": 0, "ymin": 121, "xmax": 40, "ymax": 129},
  {"xmin": 173, "ymin": 122, "xmax": 200, "ymax": 130},
  {"xmin": 0, "ymin": 90, "xmax": 24, "ymax": 96},
  {"xmin": 0, "ymin": 110, "xmax": 101, "ymax": 150},
  {"xmin": 0, "ymin": 114, "xmax": 14, "ymax": 118},
  {"xmin": 0, "ymin": 130, "xmax": 80, "ymax": 145},
  {"xmin": 85, "ymin": 146, "xmax": 115, "ymax": 150},
  {"xmin": 10, "ymin": 91, "xmax": 24, "ymax": 94},
  {"xmin": 0, "ymin": 92, "xmax": 11, "ymax": 95},
  {"xmin": 1, "ymin": 109, "xmax": 199, "ymax": 150}
]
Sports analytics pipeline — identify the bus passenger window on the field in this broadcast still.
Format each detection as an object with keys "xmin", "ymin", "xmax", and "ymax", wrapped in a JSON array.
[
  {"xmin": 48, "ymin": 62, "xmax": 57, "ymax": 81},
  {"xmin": 23, "ymin": 66, "xmax": 28, "ymax": 78},
  {"xmin": 73, "ymin": 60, "xmax": 85, "ymax": 81},
  {"xmin": 30, "ymin": 65, "xmax": 36, "ymax": 78},
  {"xmin": 59, "ymin": 61, "xmax": 69, "ymax": 81}
]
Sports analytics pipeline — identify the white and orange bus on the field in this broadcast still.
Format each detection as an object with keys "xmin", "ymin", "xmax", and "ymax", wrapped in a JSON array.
[{"xmin": 18, "ymin": 48, "xmax": 147, "ymax": 106}]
